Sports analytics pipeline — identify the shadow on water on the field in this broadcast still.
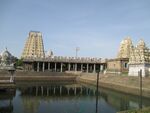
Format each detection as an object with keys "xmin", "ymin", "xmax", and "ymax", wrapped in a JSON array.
[{"xmin": 0, "ymin": 81, "xmax": 150, "ymax": 113}]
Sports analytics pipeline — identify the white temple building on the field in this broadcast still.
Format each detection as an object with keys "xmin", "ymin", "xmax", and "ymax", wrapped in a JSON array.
[
  {"xmin": 0, "ymin": 48, "xmax": 16, "ymax": 70},
  {"xmin": 128, "ymin": 39, "xmax": 150, "ymax": 77}
]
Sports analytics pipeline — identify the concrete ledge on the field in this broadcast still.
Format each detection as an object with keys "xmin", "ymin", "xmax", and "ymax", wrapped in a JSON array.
[{"xmin": 15, "ymin": 75, "xmax": 77, "ymax": 82}]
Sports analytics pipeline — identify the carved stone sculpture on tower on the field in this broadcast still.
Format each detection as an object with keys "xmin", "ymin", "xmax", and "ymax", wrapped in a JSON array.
[
  {"xmin": 128, "ymin": 39, "xmax": 150, "ymax": 76},
  {"xmin": 117, "ymin": 37, "xmax": 133, "ymax": 58},
  {"xmin": 129, "ymin": 39, "xmax": 150, "ymax": 64}
]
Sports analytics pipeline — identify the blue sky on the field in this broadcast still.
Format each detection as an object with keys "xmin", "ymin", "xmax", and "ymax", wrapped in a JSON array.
[{"xmin": 0, "ymin": 0, "xmax": 150, "ymax": 58}]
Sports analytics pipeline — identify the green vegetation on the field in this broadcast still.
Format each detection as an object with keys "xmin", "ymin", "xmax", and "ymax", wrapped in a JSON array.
[
  {"xmin": 16, "ymin": 58, "xmax": 23, "ymax": 67},
  {"xmin": 117, "ymin": 107, "xmax": 150, "ymax": 113},
  {"xmin": 121, "ymin": 72, "xmax": 128, "ymax": 76}
]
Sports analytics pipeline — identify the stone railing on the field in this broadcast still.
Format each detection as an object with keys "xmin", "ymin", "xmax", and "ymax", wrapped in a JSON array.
[{"xmin": 23, "ymin": 56, "xmax": 107, "ymax": 63}]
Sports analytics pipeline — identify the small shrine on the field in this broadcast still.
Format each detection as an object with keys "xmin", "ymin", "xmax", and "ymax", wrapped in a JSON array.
[{"xmin": 128, "ymin": 39, "xmax": 150, "ymax": 77}]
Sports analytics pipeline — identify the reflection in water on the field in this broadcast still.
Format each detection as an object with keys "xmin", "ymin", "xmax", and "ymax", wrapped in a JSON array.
[
  {"xmin": 17, "ymin": 83, "xmax": 102, "ymax": 113},
  {"xmin": 0, "ymin": 82, "xmax": 150, "ymax": 113},
  {"xmin": 0, "ymin": 90, "xmax": 15, "ymax": 113},
  {"xmin": 95, "ymin": 72, "xmax": 99, "ymax": 113},
  {"xmin": 84, "ymin": 84, "xmax": 150, "ymax": 112}
]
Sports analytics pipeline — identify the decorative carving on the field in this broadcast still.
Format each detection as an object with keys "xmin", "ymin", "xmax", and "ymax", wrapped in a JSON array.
[
  {"xmin": 21, "ymin": 31, "xmax": 45, "ymax": 58},
  {"xmin": 117, "ymin": 37, "xmax": 133, "ymax": 58},
  {"xmin": 129, "ymin": 39, "xmax": 150, "ymax": 64}
]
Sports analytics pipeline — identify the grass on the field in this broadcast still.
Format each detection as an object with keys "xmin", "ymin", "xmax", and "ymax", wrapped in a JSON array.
[{"xmin": 117, "ymin": 107, "xmax": 150, "ymax": 113}]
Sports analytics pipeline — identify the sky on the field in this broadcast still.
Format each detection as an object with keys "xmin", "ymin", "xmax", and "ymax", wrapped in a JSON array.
[{"xmin": 0, "ymin": 0, "xmax": 150, "ymax": 58}]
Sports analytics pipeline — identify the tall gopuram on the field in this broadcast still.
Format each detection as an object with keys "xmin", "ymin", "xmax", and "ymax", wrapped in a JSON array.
[
  {"xmin": 117, "ymin": 37, "xmax": 133, "ymax": 58},
  {"xmin": 128, "ymin": 39, "xmax": 150, "ymax": 77},
  {"xmin": 21, "ymin": 31, "xmax": 45, "ymax": 58}
]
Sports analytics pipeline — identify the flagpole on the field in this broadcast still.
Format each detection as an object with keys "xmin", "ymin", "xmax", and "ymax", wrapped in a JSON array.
[{"xmin": 76, "ymin": 47, "xmax": 80, "ymax": 58}]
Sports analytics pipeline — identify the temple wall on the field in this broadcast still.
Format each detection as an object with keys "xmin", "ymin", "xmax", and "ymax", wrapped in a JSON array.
[
  {"xmin": 107, "ymin": 60, "xmax": 121, "ymax": 71},
  {"xmin": 106, "ymin": 58, "xmax": 129, "ymax": 74},
  {"xmin": 128, "ymin": 64, "xmax": 150, "ymax": 77}
]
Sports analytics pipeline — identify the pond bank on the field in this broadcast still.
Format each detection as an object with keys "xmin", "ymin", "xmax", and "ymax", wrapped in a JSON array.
[
  {"xmin": 77, "ymin": 73, "xmax": 150, "ymax": 98},
  {"xmin": 0, "ymin": 71, "xmax": 77, "ymax": 84}
]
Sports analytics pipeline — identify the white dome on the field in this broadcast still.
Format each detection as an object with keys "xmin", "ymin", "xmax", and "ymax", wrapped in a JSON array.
[
  {"xmin": 1, "ymin": 48, "xmax": 13, "ymax": 61},
  {"xmin": 46, "ymin": 50, "xmax": 53, "ymax": 57},
  {"xmin": 120, "ymin": 37, "xmax": 132, "ymax": 45}
]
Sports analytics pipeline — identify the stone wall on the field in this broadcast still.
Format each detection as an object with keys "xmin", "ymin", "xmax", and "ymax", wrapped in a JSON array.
[{"xmin": 106, "ymin": 58, "xmax": 129, "ymax": 74}]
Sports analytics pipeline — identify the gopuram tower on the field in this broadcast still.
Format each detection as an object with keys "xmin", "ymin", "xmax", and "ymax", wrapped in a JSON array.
[
  {"xmin": 117, "ymin": 37, "xmax": 133, "ymax": 58},
  {"xmin": 21, "ymin": 31, "xmax": 45, "ymax": 58}
]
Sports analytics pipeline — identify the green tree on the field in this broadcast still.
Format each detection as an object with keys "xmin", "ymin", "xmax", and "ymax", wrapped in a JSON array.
[{"xmin": 16, "ymin": 58, "xmax": 23, "ymax": 66}]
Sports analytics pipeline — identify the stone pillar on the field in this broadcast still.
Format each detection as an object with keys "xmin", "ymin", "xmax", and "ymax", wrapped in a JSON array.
[
  {"xmin": 61, "ymin": 63, "xmax": 63, "ymax": 72},
  {"xmin": 81, "ymin": 64, "xmax": 83, "ymax": 72},
  {"xmin": 100, "ymin": 65, "xmax": 103, "ymax": 72},
  {"xmin": 47, "ymin": 88, "xmax": 49, "ymax": 96},
  {"xmin": 36, "ymin": 86, "xmax": 38, "ymax": 96},
  {"xmin": 87, "ymin": 64, "xmax": 89, "ymax": 73},
  {"xmin": 37, "ymin": 62, "xmax": 39, "ymax": 72},
  {"xmin": 48, "ymin": 62, "xmax": 50, "ymax": 71},
  {"xmin": 32, "ymin": 63, "xmax": 34, "ymax": 71},
  {"xmin": 75, "ymin": 63, "xmax": 77, "ymax": 71},
  {"xmin": 73, "ymin": 64, "xmax": 75, "ymax": 71},
  {"xmin": 60, "ymin": 86, "xmax": 62, "ymax": 95},
  {"xmin": 68, "ymin": 63, "xmax": 71, "ymax": 71},
  {"xmin": 86, "ymin": 88, "xmax": 89, "ymax": 95},
  {"xmin": 55, "ymin": 63, "xmax": 57, "ymax": 72},
  {"xmin": 67, "ymin": 88, "xmax": 70, "ymax": 95},
  {"xmin": 74, "ymin": 87, "xmax": 76, "ymax": 95},
  {"xmin": 42, "ymin": 62, "xmax": 45, "ymax": 72},
  {"xmin": 93, "ymin": 64, "xmax": 96, "ymax": 73},
  {"xmin": 93, "ymin": 90, "xmax": 96, "ymax": 95},
  {"xmin": 54, "ymin": 87, "xmax": 56, "ymax": 94},
  {"xmin": 80, "ymin": 87, "xmax": 83, "ymax": 94},
  {"xmin": 41, "ymin": 86, "xmax": 43, "ymax": 96}
]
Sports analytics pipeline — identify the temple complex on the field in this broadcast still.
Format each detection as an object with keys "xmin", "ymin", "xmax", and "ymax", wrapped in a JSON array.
[
  {"xmin": 22, "ymin": 31, "xmax": 106, "ymax": 73},
  {"xmin": 20, "ymin": 31, "xmax": 150, "ymax": 76},
  {"xmin": 21, "ymin": 31, "xmax": 45, "ymax": 58},
  {"xmin": 128, "ymin": 39, "xmax": 150, "ymax": 76}
]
